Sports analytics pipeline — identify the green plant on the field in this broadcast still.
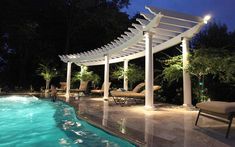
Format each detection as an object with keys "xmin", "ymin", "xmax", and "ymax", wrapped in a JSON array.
[
  {"xmin": 91, "ymin": 73, "xmax": 101, "ymax": 87},
  {"xmin": 37, "ymin": 63, "xmax": 58, "ymax": 90},
  {"xmin": 72, "ymin": 65, "xmax": 100, "ymax": 84},
  {"xmin": 161, "ymin": 48, "xmax": 235, "ymax": 102},
  {"xmin": 161, "ymin": 55, "xmax": 183, "ymax": 84},
  {"xmin": 112, "ymin": 64, "xmax": 144, "ymax": 89}
]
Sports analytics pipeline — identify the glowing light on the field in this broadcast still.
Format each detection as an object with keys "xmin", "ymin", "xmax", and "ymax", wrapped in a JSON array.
[{"xmin": 204, "ymin": 15, "xmax": 211, "ymax": 24}]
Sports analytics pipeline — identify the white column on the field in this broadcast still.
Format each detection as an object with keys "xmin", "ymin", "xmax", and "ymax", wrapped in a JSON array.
[
  {"xmin": 65, "ymin": 62, "xmax": 72, "ymax": 102},
  {"xmin": 80, "ymin": 65, "xmax": 84, "ymax": 73},
  {"xmin": 123, "ymin": 59, "xmax": 129, "ymax": 91},
  {"xmin": 103, "ymin": 54, "xmax": 109, "ymax": 100},
  {"xmin": 145, "ymin": 32, "xmax": 154, "ymax": 109},
  {"xmin": 182, "ymin": 37, "xmax": 192, "ymax": 107}
]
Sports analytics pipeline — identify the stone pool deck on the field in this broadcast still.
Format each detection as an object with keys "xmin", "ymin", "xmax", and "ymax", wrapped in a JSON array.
[{"xmin": 59, "ymin": 96, "xmax": 235, "ymax": 147}]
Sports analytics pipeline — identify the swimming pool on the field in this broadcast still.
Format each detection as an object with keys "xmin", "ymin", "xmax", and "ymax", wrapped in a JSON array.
[{"xmin": 0, "ymin": 95, "xmax": 135, "ymax": 147}]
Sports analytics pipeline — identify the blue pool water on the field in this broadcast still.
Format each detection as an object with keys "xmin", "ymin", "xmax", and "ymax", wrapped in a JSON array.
[{"xmin": 0, "ymin": 96, "xmax": 135, "ymax": 147}]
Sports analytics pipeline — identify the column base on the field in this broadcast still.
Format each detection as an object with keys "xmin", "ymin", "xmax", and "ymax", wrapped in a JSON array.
[
  {"xmin": 183, "ymin": 104, "xmax": 193, "ymax": 107},
  {"xmin": 65, "ymin": 98, "xmax": 70, "ymax": 102},
  {"xmin": 65, "ymin": 93, "xmax": 70, "ymax": 102},
  {"xmin": 103, "ymin": 97, "xmax": 109, "ymax": 101},
  {"xmin": 144, "ymin": 105, "xmax": 156, "ymax": 111}
]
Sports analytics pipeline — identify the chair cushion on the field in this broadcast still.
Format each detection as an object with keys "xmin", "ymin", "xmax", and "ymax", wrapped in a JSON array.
[
  {"xmin": 91, "ymin": 90, "xmax": 104, "ymax": 93},
  {"xmin": 111, "ymin": 91, "xmax": 145, "ymax": 98},
  {"xmin": 140, "ymin": 85, "xmax": 161, "ymax": 94},
  {"xmin": 196, "ymin": 101, "xmax": 235, "ymax": 114},
  {"xmin": 60, "ymin": 82, "xmax": 67, "ymax": 90},
  {"xmin": 132, "ymin": 83, "xmax": 145, "ymax": 93}
]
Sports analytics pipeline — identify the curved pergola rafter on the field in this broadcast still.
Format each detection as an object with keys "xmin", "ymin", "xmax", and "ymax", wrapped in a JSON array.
[
  {"xmin": 60, "ymin": 6, "xmax": 210, "ymax": 109},
  {"xmin": 59, "ymin": 6, "xmax": 205, "ymax": 66}
]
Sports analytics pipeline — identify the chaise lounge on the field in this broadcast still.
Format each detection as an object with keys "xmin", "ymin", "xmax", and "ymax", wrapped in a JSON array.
[
  {"xmin": 70, "ymin": 81, "xmax": 89, "ymax": 95},
  {"xmin": 57, "ymin": 82, "xmax": 67, "ymax": 92},
  {"xmin": 110, "ymin": 85, "xmax": 161, "ymax": 106},
  {"xmin": 91, "ymin": 82, "xmax": 111, "ymax": 96},
  {"xmin": 195, "ymin": 101, "xmax": 235, "ymax": 138}
]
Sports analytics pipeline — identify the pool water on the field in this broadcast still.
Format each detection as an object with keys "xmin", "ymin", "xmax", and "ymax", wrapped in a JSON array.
[{"xmin": 0, "ymin": 96, "xmax": 135, "ymax": 147}]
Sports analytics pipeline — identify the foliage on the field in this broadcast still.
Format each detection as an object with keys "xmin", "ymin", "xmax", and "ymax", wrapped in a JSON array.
[
  {"xmin": 111, "ymin": 64, "xmax": 144, "ymax": 88},
  {"xmin": 193, "ymin": 22, "xmax": 230, "ymax": 49},
  {"xmin": 0, "ymin": 0, "xmax": 130, "ymax": 89},
  {"xmin": 92, "ymin": 73, "xmax": 101, "ymax": 85},
  {"xmin": 37, "ymin": 63, "xmax": 58, "ymax": 89},
  {"xmin": 188, "ymin": 49, "xmax": 235, "ymax": 84},
  {"xmin": 0, "ymin": 33, "xmax": 15, "ymax": 72},
  {"xmin": 161, "ymin": 48, "xmax": 235, "ymax": 102},
  {"xmin": 37, "ymin": 64, "xmax": 58, "ymax": 81},
  {"xmin": 73, "ymin": 65, "xmax": 100, "ymax": 83},
  {"xmin": 161, "ymin": 55, "xmax": 183, "ymax": 84},
  {"xmin": 157, "ymin": 22, "xmax": 235, "ymax": 103}
]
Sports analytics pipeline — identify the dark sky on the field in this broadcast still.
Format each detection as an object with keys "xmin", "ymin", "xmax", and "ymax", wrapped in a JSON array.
[{"xmin": 122, "ymin": 0, "xmax": 235, "ymax": 32}]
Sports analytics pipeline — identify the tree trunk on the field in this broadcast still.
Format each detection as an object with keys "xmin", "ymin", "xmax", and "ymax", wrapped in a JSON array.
[{"xmin": 46, "ymin": 80, "xmax": 50, "ymax": 90}]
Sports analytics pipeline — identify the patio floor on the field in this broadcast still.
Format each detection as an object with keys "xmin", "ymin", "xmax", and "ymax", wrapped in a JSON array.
[{"xmin": 61, "ymin": 96, "xmax": 235, "ymax": 147}]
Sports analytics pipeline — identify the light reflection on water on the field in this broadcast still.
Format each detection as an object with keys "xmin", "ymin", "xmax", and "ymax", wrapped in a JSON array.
[
  {"xmin": 0, "ymin": 95, "xmax": 135, "ymax": 147},
  {"xmin": 2, "ymin": 95, "xmax": 38, "ymax": 102}
]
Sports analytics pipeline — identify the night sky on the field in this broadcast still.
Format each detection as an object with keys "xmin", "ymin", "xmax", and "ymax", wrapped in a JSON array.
[{"xmin": 122, "ymin": 0, "xmax": 235, "ymax": 31}]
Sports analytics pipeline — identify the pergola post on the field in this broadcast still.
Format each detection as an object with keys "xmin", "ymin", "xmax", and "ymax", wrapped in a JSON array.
[
  {"xmin": 144, "ymin": 32, "xmax": 154, "ymax": 109},
  {"xmin": 80, "ymin": 65, "xmax": 84, "ymax": 73},
  {"xmin": 103, "ymin": 54, "xmax": 110, "ymax": 100},
  {"xmin": 123, "ymin": 59, "xmax": 129, "ymax": 90},
  {"xmin": 65, "ymin": 62, "xmax": 72, "ymax": 102},
  {"xmin": 182, "ymin": 37, "xmax": 192, "ymax": 107}
]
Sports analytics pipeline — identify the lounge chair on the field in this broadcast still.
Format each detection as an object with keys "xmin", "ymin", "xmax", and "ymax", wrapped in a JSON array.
[
  {"xmin": 70, "ymin": 81, "xmax": 89, "ymax": 95},
  {"xmin": 195, "ymin": 101, "xmax": 235, "ymax": 138},
  {"xmin": 130, "ymin": 82, "xmax": 145, "ymax": 93},
  {"xmin": 110, "ymin": 85, "xmax": 161, "ymax": 106},
  {"xmin": 57, "ymin": 82, "xmax": 67, "ymax": 92},
  {"xmin": 91, "ymin": 82, "xmax": 111, "ymax": 96}
]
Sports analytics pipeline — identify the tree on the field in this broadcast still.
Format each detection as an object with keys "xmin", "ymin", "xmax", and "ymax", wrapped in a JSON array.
[
  {"xmin": 0, "ymin": 33, "xmax": 15, "ymax": 72},
  {"xmin": 161, "ymin": 48, "xmax": 235, "ymax": 102},
  {"xmin": 73, "ymin": 65, "xmax": 93, "ymax": 82},
  {"xmin": 111, "ymin": 64, "xmax": 144, "ymax": 89},
  {"xmin": 37, "ymin": 63, "xmax": 58, "ymax": 90},
  {"xmin": 72, "ymin": 65, "xmax": 100, "ymax": 85},
  {"xmin": 193, "ymin": 22, "xmax": 230, "ymax": 49},
  {"xmin": 192, "ymin": 22, "xmax": 235, "ymax": 101},
  {"xmin": 0, "ymin": 0, "xmax": 131, "ymax": 89},
  {"xmin": 59, "ymin": 0, "xmax": 130, "ymax": 54},
  {"xmin": 161, "ymin": 55, "xmax": 183, "ymax": 84},
  {"xmin": 160, "ymin": 22, "xmax": 235, "ymax": 102}
]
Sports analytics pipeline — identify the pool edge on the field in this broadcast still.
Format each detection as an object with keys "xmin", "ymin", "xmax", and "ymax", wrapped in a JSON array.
[{"xmin": 59, "ymin": 98, "xmax": 145, "ymax": 147}]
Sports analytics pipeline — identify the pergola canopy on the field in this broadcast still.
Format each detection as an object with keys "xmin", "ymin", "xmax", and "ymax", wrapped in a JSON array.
[{"xmin": 59, "ymin": 6, "xmax": 209, "ymax": 66}]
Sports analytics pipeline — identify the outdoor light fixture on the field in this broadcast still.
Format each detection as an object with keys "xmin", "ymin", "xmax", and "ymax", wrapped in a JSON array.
[{"xmin": 203, "ymin": 15, "xmax": 211, "ymax": 24}]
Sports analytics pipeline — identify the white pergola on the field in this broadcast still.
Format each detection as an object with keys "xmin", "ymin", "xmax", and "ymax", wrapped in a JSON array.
[{"xmin": 59, "ymin": 6, "xmax": 210, "ymax": 109}]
